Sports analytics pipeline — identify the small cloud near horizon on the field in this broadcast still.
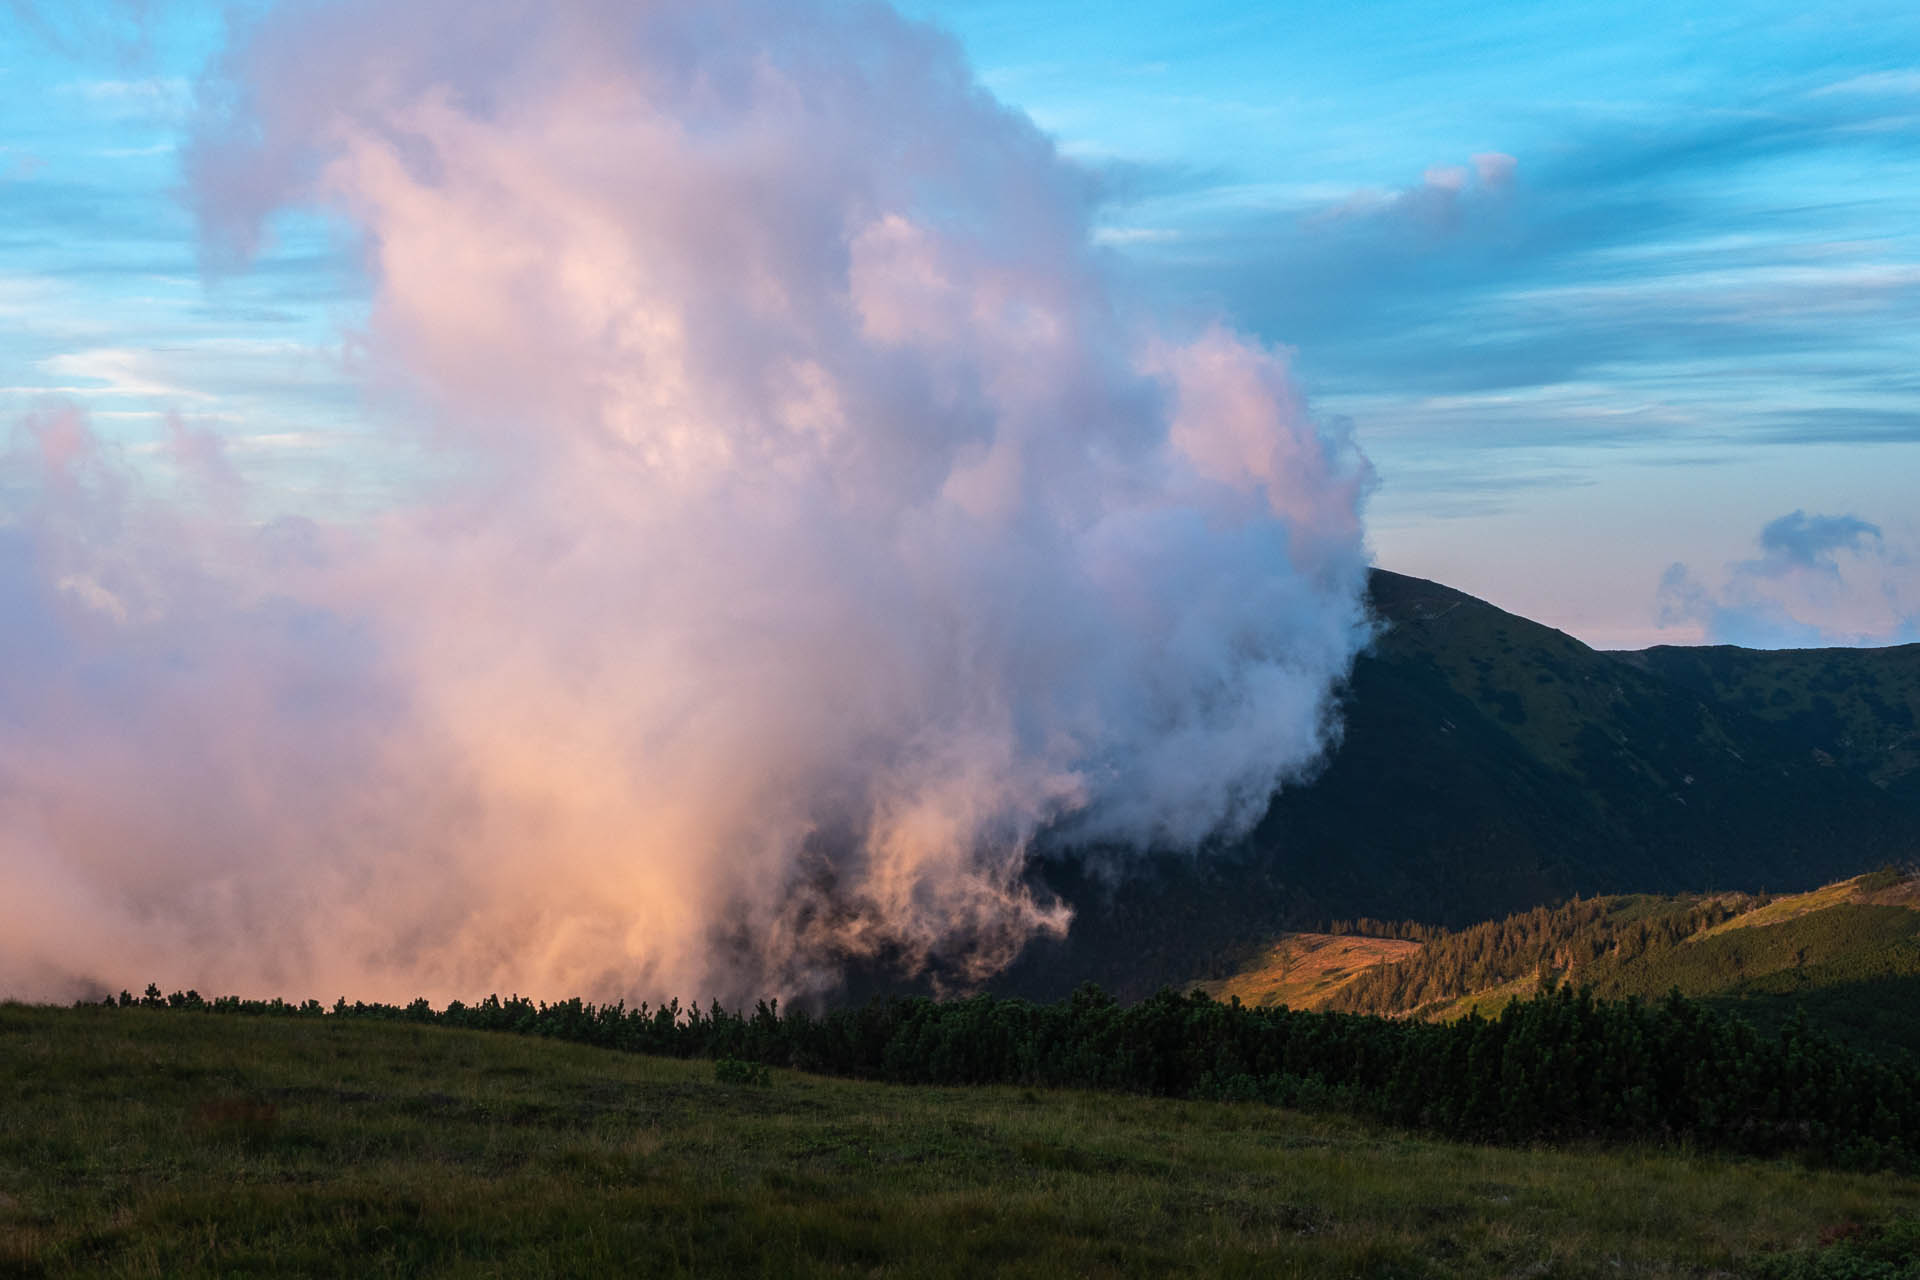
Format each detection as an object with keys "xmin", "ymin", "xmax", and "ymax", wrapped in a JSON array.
[
  {"xmin": 1658, "ymin": 509, "xmax": 1916, "ymax": 647},
  {"xmin": 1750, "ymin": 510, "xmax": 1881, "ymax": 575}
]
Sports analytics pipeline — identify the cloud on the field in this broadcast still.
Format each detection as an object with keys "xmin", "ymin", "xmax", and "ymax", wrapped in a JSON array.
[
  {"xmin": 59, "ymin": 76, "xmax": 193, "ymax": 124},
  {"xmin": 1, "ymin": 0, "xmax": 1373, "ymax": 1006},
  {"xmin": 1812, "ymin": 70, "xmax": 1920, "ymax": 98},
  {"xmin": 160, "ymin": 410, "xmax": 242, "ymax": 497},
  {"xmin": 1104, "ymin": 92, "xmax": 1920, "ymax": 423},
  {"xmin": 1472, "ymin": 152, "xmax": 1517, "ymax": 189},
  {"xmin": 1305, "ymin": 151, "xmax": 1520, "ymax": 238},
  {"xmin": 40, "ymin": 348, "xmax": 213, "ymax": 400},
  {"xmin": 1753, "ymin": 407, "xmax": 1920, "ymax": 446},
  {"xmin": 1092, "ymin": 226, "xmax": 1181, "ymax": 247},
  {"xmin": 1657, "ymin": 510, "xmax": 1916, "ymax": 647},
  {"xmin": 1752, "ymin": 509, "xmax": 1881, "ymax": 574}
]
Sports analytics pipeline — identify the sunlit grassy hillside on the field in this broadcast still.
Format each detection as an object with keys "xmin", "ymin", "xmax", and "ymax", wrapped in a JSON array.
[
  {"xmin": 1208, "ymin": 870, "xmax": 1920, "ymax": 1057},
  {"xmin": 1195, "ymin": 933, "xmax": 1422, "ymax": 1009}
]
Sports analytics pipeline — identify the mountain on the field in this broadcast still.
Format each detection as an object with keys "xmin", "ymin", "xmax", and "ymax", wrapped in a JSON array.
[
  {"xmin": 996, "ymin": 569, "xmax": 1920, "ymax": 1002},
  {"xmin": 1201, "ymin": 869, "xmax": 1920, "ymax": 1058},
  {"xmin": 1616, "ymin": 642, "xmax": 1920, "ymax": 797}
]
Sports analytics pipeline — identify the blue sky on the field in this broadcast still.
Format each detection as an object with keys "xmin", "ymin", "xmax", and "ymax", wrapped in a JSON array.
[{"xmin": 5, "ymin": 0, "xmax": 1920, "ymax": 646}]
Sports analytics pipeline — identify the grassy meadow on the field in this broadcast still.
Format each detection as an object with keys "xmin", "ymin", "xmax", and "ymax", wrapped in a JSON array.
[
  {"xmin": 1195, "ymin": 933, "xmax": 1422, "ymax": 1010},
  {"xmin": 4, "ymin": 1004, "xmax": 1919, "ymax": 1277}
]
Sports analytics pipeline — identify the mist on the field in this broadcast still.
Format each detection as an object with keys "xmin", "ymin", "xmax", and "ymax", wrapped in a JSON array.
[{"xmin": 1, "ymin": 0, "xmax": 1371, "ymax": 1005}]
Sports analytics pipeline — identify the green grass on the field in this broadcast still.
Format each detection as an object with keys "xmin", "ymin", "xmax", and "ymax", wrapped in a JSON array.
[{"xmin": 4, "ymin": 1005, "xmax": 1918, "ymax": 1277}]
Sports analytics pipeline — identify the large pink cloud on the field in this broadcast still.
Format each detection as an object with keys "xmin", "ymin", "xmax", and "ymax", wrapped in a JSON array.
[{"xmin": 2, "ymin": 0, "xmax": 1371, "ymax": 1004}]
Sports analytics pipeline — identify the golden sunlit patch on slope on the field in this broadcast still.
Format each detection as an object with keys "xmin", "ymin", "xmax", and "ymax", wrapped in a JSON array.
[
  {"xmin": 1688, "ymin": 870, "xmax": 1920, "ymax": 943},
  {"xmin": 1204, "ymin": 870, "xmax": 1920, "ymax": 1045},
  {"xmin": 1195, "ymin": 932, "xmax": 1423, "ymax": 1010}
]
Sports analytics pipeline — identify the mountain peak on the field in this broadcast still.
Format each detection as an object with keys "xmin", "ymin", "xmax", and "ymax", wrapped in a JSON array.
[{"xmin": 1005, "ymin": 568, "xmax": 1920, "ymax": 1001}]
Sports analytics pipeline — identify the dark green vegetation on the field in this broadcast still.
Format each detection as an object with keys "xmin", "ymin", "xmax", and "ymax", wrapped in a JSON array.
[
  {"xmin": 1621, "ymin": 642, "xmax": 1920, "ymax": 798},
  {"xmin": 1007, "ymin": 570, "xmax": 1920, "ymax": 1001},
  {"xmin": 72, "ymin": 976, "xmax": 1920, "ymax": 1173},
  {"xmin": 1305, "ymin": 869, "xmax": 1920, "ymax": 1057},
  {"xmin": 6, "ymin": 1005, "xmax": 1919, "ymax": 1278}
]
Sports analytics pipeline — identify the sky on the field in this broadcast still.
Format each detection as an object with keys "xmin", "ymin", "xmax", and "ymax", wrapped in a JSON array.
[
  {"xmin": 1, "ymin": 0, "xmax": 1916, "ymax": 1004},
  {"xmin": 5, "ymin": 0, "xmax": 1920, "ymax": 648}
]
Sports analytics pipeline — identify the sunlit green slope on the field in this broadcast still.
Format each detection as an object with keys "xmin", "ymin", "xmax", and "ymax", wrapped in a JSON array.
[{"xmin": 1213, "ymin": 869, "xmax": 1920, "ymax": 1058}]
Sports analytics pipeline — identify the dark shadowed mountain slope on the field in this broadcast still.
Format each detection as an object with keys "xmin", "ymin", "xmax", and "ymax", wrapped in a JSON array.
[
  {"xmin": 1617, "ymin": 642, "xmax": 1920, "ymax": 797},
  {"xmin": 997, "ymin": 569, "xmax": 1919, "ymax": 1001}
]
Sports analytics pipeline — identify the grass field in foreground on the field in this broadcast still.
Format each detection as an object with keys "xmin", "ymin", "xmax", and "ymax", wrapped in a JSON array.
[{"xmin": 3, "ymin": 1005, "xmax": 1918, "ymax": 1278}]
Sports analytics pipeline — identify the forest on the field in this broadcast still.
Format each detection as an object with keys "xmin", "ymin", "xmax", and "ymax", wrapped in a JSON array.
[
  {"xmin": 1322, "ymin": 892, "xmax": 1767, "ymax": 1015},
  {"xmin": 98, "ymin": 977, "xmax": 1920, "ymax": 1174}
]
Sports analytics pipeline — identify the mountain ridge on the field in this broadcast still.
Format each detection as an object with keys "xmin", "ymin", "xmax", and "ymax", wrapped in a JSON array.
[
  {"xmin": 1196, "ymin": 867, "xmax": 1920, "ymax": 1058},
  {"xmin": 993, "ymin": 567, "xmax": 1920, "ymax": 1002}
]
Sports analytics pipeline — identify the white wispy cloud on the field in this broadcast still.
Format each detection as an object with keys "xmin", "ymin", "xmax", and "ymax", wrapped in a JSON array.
[
  {"xmin": 58, "ymin": 77, "xmax": 193, "ymax": 123},
  {"xmin": 94, "ymin": 142, "xmax": 177, "ymax": 159},
  {"xmin": 41, "ymin": 348, "xmax": 212, "ymax": 400},
  {"xmin": 1091, "ymin": 225, "xmax": 1181, "ymax": 246},
  {"xmin": 1812, "ymin": 70, "xmax": 1920, "ymax": 98}
]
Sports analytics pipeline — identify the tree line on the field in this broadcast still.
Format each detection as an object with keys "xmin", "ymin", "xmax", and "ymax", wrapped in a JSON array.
[
  {"xmin": 1324, "ymin": 869, "xmax": 1920, "ymax": 1024},
  {"xmin": 96, "ymin": 979, "xmax": 1917, "ymax": 1172},
  {"xmin": 1323, "ymin": 892, "xmax": 1765, "ymax": 1016}
]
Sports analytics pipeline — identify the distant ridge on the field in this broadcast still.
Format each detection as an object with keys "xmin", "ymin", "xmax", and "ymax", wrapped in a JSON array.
[
  {"xmin": 998, "ymin": 568, "xmax": 1920, "ymax": 1001},
  {"xmin": 1201, "ymin": 868, "xmax": 1920, "ymax": 1058},
  {"xmin": 1615, "ymin": 641, "xmax": 1920, "ymax": 796}
]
